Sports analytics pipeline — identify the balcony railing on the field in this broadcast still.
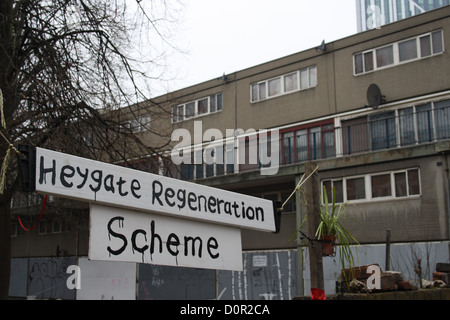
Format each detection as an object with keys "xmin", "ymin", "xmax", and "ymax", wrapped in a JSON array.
[{"xmin": 176, "ymin": 101, "xmax": 450, "ymax": 180}]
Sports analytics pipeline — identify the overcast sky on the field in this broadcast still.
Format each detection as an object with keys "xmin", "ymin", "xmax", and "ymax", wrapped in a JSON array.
[{"xmin": 161, "ymin": 0, "xmax": 358, "ymax": 93}]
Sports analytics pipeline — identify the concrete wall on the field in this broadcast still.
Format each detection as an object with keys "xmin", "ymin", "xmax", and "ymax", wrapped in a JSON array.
[
  {"xmin": 8, "ymin": 250, "xmax": 297, "ymax": 300},
  {"xmin": 319, "ymin": 154, "xmax": 450, "ymax": 243}
]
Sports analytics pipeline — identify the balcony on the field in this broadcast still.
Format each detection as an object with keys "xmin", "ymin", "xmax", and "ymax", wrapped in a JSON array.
[{"xmin": 179, "ymin": 99, "xmax": 450, "ymax": 181}]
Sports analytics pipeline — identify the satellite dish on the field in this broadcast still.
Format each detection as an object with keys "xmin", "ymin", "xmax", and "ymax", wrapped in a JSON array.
[{"xmin": 367, "ymin": 83, "xmax": 386, "ymax": 109}]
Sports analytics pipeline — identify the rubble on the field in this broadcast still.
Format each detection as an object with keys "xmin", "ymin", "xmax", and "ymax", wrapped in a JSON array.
[{"xmin": 339, "ymin": 262, "xmax": 450, "ymax": 294}]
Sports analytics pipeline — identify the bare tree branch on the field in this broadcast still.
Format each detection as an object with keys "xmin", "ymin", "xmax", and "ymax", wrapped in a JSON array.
[{"xmin": 0, "ymin": 0, "xmax": 185, "ymax": 299}]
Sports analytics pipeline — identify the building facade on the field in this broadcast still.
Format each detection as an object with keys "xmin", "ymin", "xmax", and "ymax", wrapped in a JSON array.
[
  {"xmin": 9, "ymin": 6, "xmax": 450, "ymax": 299},
  {"xmin": 357, "ymin": 0, "xmax": 450, "ymax": 32}
]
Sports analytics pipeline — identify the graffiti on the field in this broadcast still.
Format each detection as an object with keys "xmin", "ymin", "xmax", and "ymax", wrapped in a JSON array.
[
  {"xmin": 218, "ymin": 251, "xmax": 297, "ymax": 300},
  {"xmin": 28, "ymin": 258, "xmax": 76, "ymax": 299}
]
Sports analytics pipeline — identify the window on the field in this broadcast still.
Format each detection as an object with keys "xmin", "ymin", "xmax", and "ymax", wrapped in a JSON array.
[
  {"xmin": 376, "ymin": 45, "xmax": 394, "ymax": 68},
  {"xmin": 432, "ymin": 30, "xmax": 444, "ymax": 54},
  {"xmin": 251, "ymin": 66, "xmax": 317, "ymax": 102},
  {"xmin": 323, "ymin": 179, "xmax": 344, "ymax": 203},
  {"xmin": 394, "ymin": 172, "xmax": 408, "ymax": 197},
  {"xmin": 128, "ymin": 115, "xmax": 151, "ymax": 133},
  {"xmin": 354, "ymin": 53, "xmax": 363, "ymax": 74},
  {"xmin": 38, "ymin": 220, "xmax": 49, "ymax": 235},
  {"xmin": 178, "ymin": 143, "xmax": 234, "ymax": 181},
  {"xmin": 342, "ymin": 117, "xmax": 370, "ymax": 155},
  {"xmin": 210, "ymin": 93, "xmax": 222, "ymax": 113},
  {"xmin": 172, "ymin": 93, "xmax": 223, "ymax": 123},
  {"xmin": 268, "ymin": 78, "xmax": 281, "ymax": 97},
  {"xmin": 322, "ymin": 168, "xmax": 420, "ymax": 203},
  {"xmin": 354, "ymin": 30, "xmax": 444, "ymax": 75},
  {"xmin": 407, "ymin": 169, "xmax": 420, "ymax": 195},
  {"xmin": 419, "ymin": 30, "xmax": 444, "ymax": 58},
  {"xmin": 198, "ymin": 98, "xmax": 208, "ymax": 115},
  {"xmin": 296, "ymin": 129, "xmax": 308, "ymax": 162},
  {"xmin": 346, "ymin": 177, "xmax": 366, "ymax": 201},
  {"xmin": 420, "ymin": 34, "xmax": 432, "ymax": 57},
  {"xmin": 185, "ymin": 102, "xmax": 195, "ymax": 119},
  {"xmin": 282, "ymin": 132, "xmax": 294, "ymax": 164},
  {"xmin": 399, "ymin": 107, "xmax": 415, "ymax": 146},
  {"xmin": 370, "ymin": 111, "xmax": 397, "ymax": 150},
  {"xmin": 371, "ymin": 174, "xmax": 391, "ymax": 198},
  {"xmin": 416, "ymin": 103, "xmax": 433, "ymax": 143},
  {"xmin": 284, "ymin": 72, "xmax": 298, "ymax": 92},
  {"xmin": 281, "ymin": 121, "xmax": 335, "ymax": 165},
  {"xmin": 342, "ymin": 98, "xmax": 450, "ymax": 154},
  {"xmin": 250, "ymin": 191, "xmax": 296, "ymax": 213},
  {"xmin": 399, "ymin": 39, "xmax": 417, "ymax": 62},
  {"xmin": 434, "ymin": 99, "xmax": 450, "ymax": 139}
]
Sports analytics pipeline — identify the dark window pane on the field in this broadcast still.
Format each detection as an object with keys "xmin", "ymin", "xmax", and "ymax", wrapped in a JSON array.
[
  {"xmin": 399, "ymin": 39, "xmax": 418, "ymax": 62},
  {"xmin": 364, "ymin": 51, "xmax": 374, "ymax": 71},
  {"xmin": 283, "ymin": 132, "xmax": 294, "ymax": 164},
  {"xmin": 334, "ymin": 180, "xmax": 344, "ymax": 203},
  {"xmin": 210, "ymin": 95, "xmax": 217, "ymax": 113},
  {"xmin": 408, "ymin": 169, "xmax": 420, "ymax": 195},
  {"xmin": 370, "ymin": 112, "xmax": 397, "ymax": 150},
  {"xmin": 376, "ymin": 45, "xmax": 394, "ymax": 68},
  {"xmin": 371, "ymin": 174, "xmax": 392, "ymax": 198},
  {"xmin": 395, "ymin": 172, "xmax": 407, "ymax": 197},
  {"xmin": 347, "ymin": 177, "xmax": 366, "ymax": 200},
  {"xmin": 323, "ymin": 180, "xmax": 332, "ymax": 202},
  {"xmin": 420, "ymin": 35, "xmax": 432, "ymax": 57},
  {"xmin": 185, "ymin": 102, "xmax": 195, "ymax": 118},
  {"xmin": 432, "ymin": 30, "xmax": 443, "ymax": 54},
  {"xmin": 354, "ymin": 53, "xmax": 364, "ymax": 74},
  {"xmin": 198, "ymin": 98, "xmax": 208, "ymax": 115},
  {"xmin": 399, "ymin": 108, "xmax": 415, "ymax": 146},
  {"xmin": 416, "ymin": 104, "xmax": 433, "ymax": 143},
  {"xmin": 216, "ymin": 93, "xmax": 223, "ymax": 111}
]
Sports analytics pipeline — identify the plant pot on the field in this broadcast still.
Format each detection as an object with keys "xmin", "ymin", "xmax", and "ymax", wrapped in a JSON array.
[{"xmin": 321, "ymin": 235, "xmax": 336, "ymax": 257}]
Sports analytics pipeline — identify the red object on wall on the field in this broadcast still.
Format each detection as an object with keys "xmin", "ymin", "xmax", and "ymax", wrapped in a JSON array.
[{"xmin": 310, "ymin": 288, "xmax": 326, "ymax": 300}]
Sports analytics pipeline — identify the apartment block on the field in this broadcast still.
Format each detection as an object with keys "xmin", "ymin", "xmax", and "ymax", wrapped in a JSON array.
[{"xmin": 10, "ymin": 6, "xmax": 450, "ymax": 299}]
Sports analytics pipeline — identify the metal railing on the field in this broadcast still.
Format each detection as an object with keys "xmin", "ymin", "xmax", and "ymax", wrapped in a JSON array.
[{"xmin": 177, "ymin": 103, "xmax": 450, "ymax": 179}]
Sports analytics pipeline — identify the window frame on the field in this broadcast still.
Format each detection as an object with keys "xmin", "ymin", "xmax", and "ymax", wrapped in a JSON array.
[
  {"xmin": 251, "ymin": 65, "xmax": 317, "ymax": 103},
  {"xmin": 172, "ymin": 93, "xmax": 223, "ymax": 124},
  {"xmin": 321, "ymin": 168, "xmax": 421, "ymax": 204},
  {"xmin": 280, "ymin": 120, "xmax": 335, "ymax": 165},
  {"xmin": 353, "ymin": 29, "xmax": 444, "ymax": 75}
]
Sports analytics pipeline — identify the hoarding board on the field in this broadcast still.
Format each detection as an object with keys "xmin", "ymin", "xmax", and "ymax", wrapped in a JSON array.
[
  {"xmin": 35, "ymin": 147, "xmax": 275, "ymax": 232},
  {"xmin": 89, "ymin": 204, "xmax": 243, "ymax": 271}
]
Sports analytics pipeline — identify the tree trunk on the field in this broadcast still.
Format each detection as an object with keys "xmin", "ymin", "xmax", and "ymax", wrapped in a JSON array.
[
  {"xmin": 0, "ymin": 0, "xmax": 14, "ymax": 300},
  {"xmin": 0, "ymin": 195, "xmax": 11, "ymax": 299}
]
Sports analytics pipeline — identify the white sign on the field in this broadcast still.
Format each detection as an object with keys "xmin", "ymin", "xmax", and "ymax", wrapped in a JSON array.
[
  {"xmin": 35, "ymin": 147, "xmax": 276, "ymax": 232},
  {"xmin": 89, "ymin": 204, "xmax": 243, "ymax": 271}
]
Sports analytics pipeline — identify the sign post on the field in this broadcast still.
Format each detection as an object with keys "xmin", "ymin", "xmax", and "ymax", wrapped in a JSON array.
[
  {"xmin": 19, "ymin": 146, "xmax": 280, "ymax": 272},
  {"xmin": 89, "ymin": 204, "xmax": 243, "ymax": 271},
  {"xmin": 32, "ymin": 147, "xmax": 276, "ymax": 232}
]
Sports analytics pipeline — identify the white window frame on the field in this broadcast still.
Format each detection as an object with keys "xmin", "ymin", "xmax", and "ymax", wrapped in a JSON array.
[
  {"xmin": 321, "ymin": 168, "xmax": 421, "ymax": 204},
  {"xmin": 172, "ymin": 93, "xmax": 223, "ymax": 124},
  {"xmin": 354, "ymin": 29, "xmax": 444, "ymax": 75},
  {"xmin": 251, "ymin": 66, "xmax": 317, "ymax": 103}
]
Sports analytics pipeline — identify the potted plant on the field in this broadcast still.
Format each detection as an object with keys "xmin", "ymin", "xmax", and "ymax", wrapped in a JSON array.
[{"xmin": 316, "ymin": 186, "xmax": 359, "ymax": 272}]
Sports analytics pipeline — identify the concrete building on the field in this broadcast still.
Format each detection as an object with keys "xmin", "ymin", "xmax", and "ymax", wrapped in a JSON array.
[{"xmin": 10, "ymin": 6, "xmax": 450, "ymax": 299}]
